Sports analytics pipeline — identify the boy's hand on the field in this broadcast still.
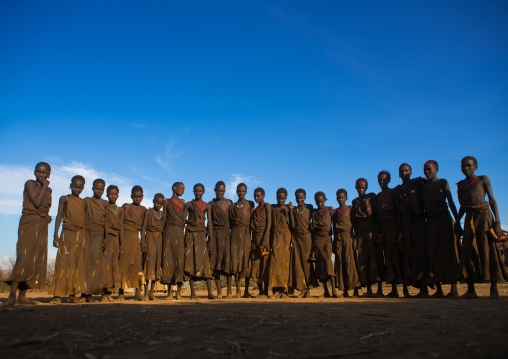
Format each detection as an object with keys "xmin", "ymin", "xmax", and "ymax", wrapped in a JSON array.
[
  {"xmin": 454, "ymin": 222, "xmax": 463, "ymax": 238},
  {"xmin": 53, "ymin": 235, "xmax": 59, "ymax": 248},
  {"xmin": 353, "ymin": 239, "xmax": 357, "ymax": 250},
  {"xmin": 47, "ymin": 215, "xmax": 52, "ymax": 224},
  {"xmin": 40, "ymin": 178, "xmax": 50, "ymax": 187},
  {"xmin": 119, "ymin": 247, "xmax": 124, "ymax": 257},
  {"xmin": 141, "ymin": 242, "xmax": 147, "ymax": 253},
  {"xmin": 288, "ymin": 202, "xmax": 293, "ymax": 210}
]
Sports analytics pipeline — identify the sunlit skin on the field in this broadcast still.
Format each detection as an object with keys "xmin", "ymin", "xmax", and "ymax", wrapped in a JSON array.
[{"xmin": 355, "ymin": 182, "xmax": 367, "ymax": 197}]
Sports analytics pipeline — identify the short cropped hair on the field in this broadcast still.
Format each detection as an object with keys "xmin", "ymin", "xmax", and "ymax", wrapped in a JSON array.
[
  {"xmin": 35, "ymin": 162, "xmax": 51, "ymax": 172},
  {"xmin": 172, "ymin": 182, "xmax": 183, "ymax": 191},
  {"xmin": 194, "ymin": 183, "xmax": 205, "ymax": 191},
  {"xmin": 399, "ymin": 163, "xmax": 412, "ymax": 171},
  {"xmin": 276, "ymin": 188, "xmax": 288, "ymax": 196},
  {"xmin": 71, "ymin": 175, "xmax": 85, "ymax": 184},
  {"xmin": 215, "ymin": 181, "xmax": 226, "ymax": 189},
  {"xmin": 237, "ymin": 183, "xmax": 247, "ymax": 190},
  {"xmin": 377, "ymin": 171, "xmax": 391, "ymax": 181},
  {"xmin": 107, "ymin": 185, "xmax": 119, "ymax": 194},
  {"xmin": 93, "ymin": 178, "xmax": 106, "ymax": 187},
  {"xmin": 131, "ymin": 185, "xmax": 143, "ymax": 194},
  {"xmin": 424, "ymin": 160, "xmax": 439, "ymax": 170},
  {"xmin": 314, "ymin": 191, "xmax": 327, "ymax": 200},
  {"xmin": 295, "ymin": 188, "xmax": 306, "ymax": 196},
  {"xmin": 461, "ymin": 156, "xmax": 478, "ymax": 167},
  {"xmin": 254, "ymin": 187, "xmax": 265, "ymax": 195},
  {"xmin": 336, "ymin": 189, "xmax": 347, "ymax": 197},
  {"xmin": 154, "ymin": 193, "xmax": 165, "ymax": 201},
  {"xmin": 355, "ymin": 178, "xmax": 368, "ymax": 188}
]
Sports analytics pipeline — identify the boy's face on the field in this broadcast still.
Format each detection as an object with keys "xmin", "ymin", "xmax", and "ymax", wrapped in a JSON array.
[
  {"xmin": 423, "ymin": 164, "xmax": 437, "ymax": 179},
  {"xmin": 214, "ymin": 185, "xmax": 225, "ymax": 200},
  {"xmin": 237, "ymin": 186, "xmax": 247, "ymax": 200},
  {"xmin": 276, "ymin": 192, "xmax": 287, "ymax": 206},
  {"xmin": 92, "ymin": 182, "xmax": 105, "ymax": 199},
  {"xmin": 107, "ymin": 189, "xmax": 119, "ymax": 204},
  {"xmin": 132, "ymin": 191, "xmax": 144, "ymax": 205},
  {"xmin": 194, "ymin": 186, "xmax": 204, "ymax": 200},
  {"xmin": 378, "ymin": 174, "xmax": 390, "ymax": 189},
  {"xmin": 34, "ymin": 164, "xmax": 50, "ymax": 182},
  {"xmin": 70, "ymin": 179, "xmax": 85, "ymax": 197},
  {"xmin": 337, "ymin": 193, "xmax": 347, "ymax": 206},
  {"xmin": 315, "ymin": 195, "xmax": 326, "ymax": 209},
  {"xmin": 296, "ymin": 193, "xmax": 306, "ymax": 207},
  {"xmin": 153, "ymin": 197, "xmax": 164, "ymax": 211},
  {"xmin": 174, "ymin": 184, "xmax": 185, "ymax": 197},
  {"xmin": 461, "ymin": 159, "xmax": 476, "ymax": 177},
  {"xmin": 399, "ymin": 165, "xmax": 412, "ymax": 180},
  {"xmin": 355, "ymin": 183, "xmax": 367, "ymax": 196},
  {"xmin": 254, "ymin": 191, "xmax": 265, "ymax": 204}
]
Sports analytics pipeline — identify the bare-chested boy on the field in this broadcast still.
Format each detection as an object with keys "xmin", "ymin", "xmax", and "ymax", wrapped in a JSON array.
[
  {"xmin": 455, "ymin": 156, "xmax": 507, "ymax": 299},
  {"xmin": 351, "ymin": 178, "xmax": 383, "ymax": 297},
  {"xmin": 247, "ymin": 187, "xmax": 272, "ymax": 298},
  {"xmin": 269, "ymin": 188, "xmax": 292, "ymax": 298},
  {"xmin": 141, "ymin": 193, "xmax": 165, "ymax": 300},
  {"xmin": 49, "ymin": 175, "xmax": 87, "ymax": 303},
  {"xmin": 209, "ymin": 181, "xmax": 233, "ymax": 299},
  {"xmin": 288, "ymin": 188, "xmax": 316, "ymax": 298},
  {"xmin": 118, "ymin": 185, "xmax": 147, "ymax": 301},
  {"xmin": 312, "ymin": 192, "xmax": 340, "ymax": 298},
  {"xmin": 376, "ymin": 172, "xmax": 403, "ymax": 297},
  {"xmin": 229, "ymin": 183, "xmax": 254, "ymax": 298},
  {"xmin": 183, "ymin": 183, "xmax": 215, "ymax": 299},
  {"xmin": 422, "ymin": 161, "xmax": 460, "ymax": 298},
  {"xmin": 333, "ymin": 189, "xmax": 359, "ymax": 297},
  {"xmin": 102, "ymin": 185, "xmax": 123, "ymax": 302},
  {"xmin": 161, "ymin": 182, "xmax": 186, "ymax": 300},
  {"xmin": 5, "ymin": 162, "xmax": 52, "ymax": 306},
  {"xmin": 83, "ymin": 178, "xmax": 108, "ymax": 302}
]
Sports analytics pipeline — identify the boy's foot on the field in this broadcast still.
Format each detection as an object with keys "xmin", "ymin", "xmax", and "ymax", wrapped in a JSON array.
[
  {"xmin": 4, "ymin": 296, "xmax": 17, "ymax": 306},
  {"xmin": 279, "ymin": 293, "xmax": 289, "ymax": 299},
  {"xmin": 352, "ymin": 289, "xmax": 360, "ymax": 297},
  {"xmin": 256, "ymin": 294, "xmax": 268, "ymax": 299},
  {"xmin": 107, "ymin": 294, "xmax": 114, "ymax": 302},
  {"xmin": 242, "ymin": 293, "xmax": 254, "ymax": 298},
  {"xmin": 216, "ymin": 294, "xmax": 223, "ymax": 300},
  {"xmin": 461, "ymin": 291, "xmax": 478, "ymax": 299},
  {"xmin": 148, "ymin": 292, "xmax": 156, "ymax": 301},
  {"xmin": 86, "ymin": 295, "xmax": 96, "ymax": 303},
  {"xmin": 343, "ymin": 291, "xmax": 350, "ymax": 298},
  {"xmin": 101, "ymin": 295, "xmax": 109, "ymax": 303},
  {"xmin": 386, "ymin": 290, "xmax": 399, "ymax": 298},
  {"xmin": 176, "ymin": 291, "xmax": 182, "ymax": 301},
  {"xmin": 116, "ymin": 294, "xmax": 125, "ymax": 302},
  {"xmin": 362, "ymin": 291, "xmax": 373, "ymax": 298},
  {"xmin": 207, "ymin": 294, "xmax": 217, "ymax": 300},
  {"xmin": 50, "ymin": 297, "xmax": 62, "ymax": 304},
  {"xmin": 272, "ymin": 292, "xmax": 281, "ymax": 299},
  {"xmin": 190, "ymin": 293, "xmax": 198, "ymax": 300},
  {"xmin": 331, "ymin": 290, "xmax": 342, "ymax": 299},
  {"xmin": 413, "ymin": 291, "xmax": 430, "ymax": 299},
  {"xmin": 489, "ymin": 288, "xmax": 500, "ymax": 300},
  {"xmin": 373, "ymin": 291, "xmax": 384, "ymax": 298},
  {"xmin": 403, "ymin": 289, "xmax": 411, "ymax": 298},
  {"xmin": 444, "ymin": 292, "xmax": 459, "ymax": 299},
  {"xmin": 431, "ymin": 290, "xmax": 444, "ymax": 299},
  {"xmin": 17, "ymin": 297, "xmax": 39, "ymax": 305}
]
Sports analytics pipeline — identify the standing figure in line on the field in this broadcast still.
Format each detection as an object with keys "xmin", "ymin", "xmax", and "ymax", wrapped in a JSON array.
[
  {"xmin": 422, "ymin": 160, "xmax": 461, "ymax": 298},
  {"xmin": 209, "ymin": 181, "xmax": 233, "ymax": 299},
  {"xmin": 49, "ymin": 175, "xmax": 87, "ymax": 303},
  {"xmin": 83, "ymin": 178, "xmax": 108, "ymax": 302},
  {"xmin": 455, "ymin": 156, "xmax": 507, "ymax": 299},
  {"xmin": 289, "ymin": 188, "xmax": 317, "ymax": 298},
  {"xmin": 312, "ymin": 192, "xmax": 340, "ymax": 298},
  {"xmin": 376, "ymin": 172, "xmax": 403, "ymax": 297},
  {"xmin": 141, "ymin": 193, "xmax": 165, "ymax": 300},
  {"xmin": 394, "ymin": 164, "xmax": 429, "ymax": 298},
  {"xmin": 269, "ymin": 188, "xmax": 292, "ymax": 298},
  {"xmin": 161, "ymin": 182, "xmax": 186, "ymax": 300},
  {"xmin": 333, "ymin": 189, "xmax": 359, "ymax": 297},
  {"xmin": 5, "ymin": 162, "xmax": 52, "ymax": 306},
  {"xmin": 118, "ymin": 185, "xmax": 147, "ymax": 301},
  {"xmin": 102, "ymin": 185, "xmax": 123, "ymax": 302},
  {"xmin": 229, "ymin": 183, "xmax": 254, "ymax": 298},
  {"xmin": 247, "ymin": 187, "xmax": 272, "ymax": 298},
  {"xmin": 351, "ymin": 178, "xmax": 383, "ymax": 297},
  {"xmin": 183, "ymin": 183, "xmax": 215, "ymax": 299}
]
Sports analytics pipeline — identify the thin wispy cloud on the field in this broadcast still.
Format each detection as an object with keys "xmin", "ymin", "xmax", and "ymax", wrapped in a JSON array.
[
  {"xmin": 155, "ymin": 140, "xmax": 183, "ymax": 172},
  {"xmin": 225, "ymin": 173, "xmax": 260, "ymax": 199},
  {"xmin": 132, "ymin": 123, "xmax": 145, "ymax": 130}
]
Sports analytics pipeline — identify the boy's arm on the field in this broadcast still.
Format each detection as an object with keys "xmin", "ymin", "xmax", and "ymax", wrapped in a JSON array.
[
  {"xmin": 391, "ymin": 190, "xmax": 403, "ymax": 241},
  {"xmin": 119, "ymin": 209, "xmax": 124, "ymax": 255},
  {"xmin": 443, "ymin": 180, "xmax": 459, "ymax": 221},
  {"xmin": 103, "ymin": 206, "xmax": 109, "ymax": 250},
  {"xmin": 206, "ymin": 204, "xmax": 213, "ymax": 244},
  {"xmin": 483, "ymin": 175, "xmax": 502, "ymax": 234},
  {"xmin": 288, "ymin": 202, "xmax": 295, "ymax": 229},
  {"xmin": 140, "ymin": 209, "xmax": 149, "ymax": 253},
  {"xmin": 53, "ymin": 196, "xmax": 67, "ymax": 248},
  {"xmin": 261, "ymin": 204, "xmax": 272, "ymax": 248},
  {"xmin": 26, "ymin": 179, "xmax": 50, "ymax": 209}
]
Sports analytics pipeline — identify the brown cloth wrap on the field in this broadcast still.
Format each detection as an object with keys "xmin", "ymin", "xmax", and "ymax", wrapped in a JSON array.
[
  {"xmin": 333, "ymin": 206, "xmax": 359, "ymax": 290},
  {"xmin": 84, "ymin": 197, "xmax": 107, "ymax": 294},
  {"xmin": 161, "ymin": 199, "xmax": 185, "ymax": 285},
  {"xmin": 249, "ymin": 205, "xmax": 269, "ymax": 280},
  {"xmin": 118, "ymin": 204, "xmax": 144, "ymax": 289},
  {"xmin": 210, "ymin": 203, "xmax": 231, "ymax": 275},
  {"xmin": 144, "ymin": 208, "xmax": 164, "ymax": 281},
  {"xmin": 311, "ymin": 209, "xmax": 335, "ymax": 280},
  {"xmin": 229, "ymin": 205, "xmax": 251, "ymax": 279},
  {"xmin": 268, "ymin": 206, "xmax": 291, "ymax": 289},
  {"xmin": 184, "ymin": 201, "xmax": 213, "ymax": 280},
  {"xmin": 103, "ymin": 206, "xmax": 121, "ymax": 290},
  {"xmin": 290, "ymin": 208, "xmax": 317, "ymax": 291}
]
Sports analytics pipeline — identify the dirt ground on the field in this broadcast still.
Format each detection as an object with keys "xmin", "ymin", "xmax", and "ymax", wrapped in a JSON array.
[{"xmin": 1, "ymin": 283, "xmax": 507, "ymax": 359}]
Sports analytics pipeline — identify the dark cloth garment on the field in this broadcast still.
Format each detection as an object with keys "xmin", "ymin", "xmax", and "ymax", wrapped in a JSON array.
[
  {"xmin": 351, "ymin": 193, "xmax": 381, "ymax": 285},
  {"xmin": 50, "ymin": 195, "xmax": 86, "ymax": 297},
  {"xmin": 311, "ymin": 209, "xmax": 335, "ymax": 280},
  {"xmin": 457, "ymin": 187, "xmax": 507, "ymax": 282},
  {"xmin": 184, "ymin": 201, "xmax": 213, "ymax": 280},
  {"xmin": 229, "ymin": 204, "xmax": 251, "ymax": 278},
  {"xmin": 144, "ymin": 208, "xmax": 164, "ymax": 281},
  {"xmin": 376, "ymin": 190, "xmax": 402, "ymax": 284},
  {"xmin": 268, "ymin": 206, "xmax": 291, "ymax": 289},
  {"xmin": 333, "ymin": 206, "xmax": 359, "ymax": 290},
  {"xmin": 103, "ymin": 205, "xmax": 121, "ymax": 290},
  {"xmin": 118, "ymin": 204, "xmax": 144, "ymax": 289},
  {"xmin": 84, "ymin": 197, "xmax": 107, "ymax": 294},
  {"xmin": 210, "ymin": 201, "xmax": 231, "ymax": 275},
  {"xmin": 161, "ymin": 199, "xmax": 185, "ymax": 285},
  {"xmin": 422, "ymin": 182, "xmax": 460, "ymax": 284},
  {"xmin": 7, "ymin": 183, "xmax": 51, "ymax": 290},
  {"xmin": 290, "ymin": 207, "xmax": 317, "ymax": 291},
  {"xmin": 249, "ymin": 204, "xmax": 269, "ymax": 280}
]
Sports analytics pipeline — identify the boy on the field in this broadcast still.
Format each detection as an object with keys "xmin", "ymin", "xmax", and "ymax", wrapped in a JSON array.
[
  {"xmin": 312, "ymin": 192, "xmax": 340, "ymax": 298},
  {"xmin": 455, "ymin": 156, "xmax": 507, "ymax": 299},
  {"xmin": 5, "ymin": 162, "xmax": 52, "ymax": 306},
  {"xmin": 102, "ymin": 185, "xmax": 123, "ymax": 302},
  {"xmin": 118, "ymin": 185, "xmax": 147, "ymax": 301},
  {"xmin": 288, "ymin": 188, "xmax": 316, "ymax": 298},
  {"xmin": 161, "ymin": 182, "xmax": 186, "ymax": 300},
  {"xmin": 141, "ymin": 193, "xmax": 165, "ymax": 300},
  {"xmin": 209, "ymin": 181, "xmax": 233, "ymax": 299},
  {"xmin": 83, "ymin": 178, "xmax": 108, "ymax": 302},
  {"xmin": 247, "ymin": 187, "xmax": 272, "ymax": 298},
  {"xmin": 229, "ymin": 183, "xmax": 254, "ymax": 298},
  {"xmin": 183, "ymin": 184, "xmax": 214, "ymax": 299},
  {"xmin": 269, "ymin": 188, "xmax": 292, "ymax": 298},
  {"xmin": 49, "ymin": 175, "xmax": 87, "ymax": 303}
]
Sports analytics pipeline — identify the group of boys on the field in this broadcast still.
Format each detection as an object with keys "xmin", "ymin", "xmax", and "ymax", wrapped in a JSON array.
[{"xmin": 3, "ymin": 156, "xmax": 507, "ymax": 305}]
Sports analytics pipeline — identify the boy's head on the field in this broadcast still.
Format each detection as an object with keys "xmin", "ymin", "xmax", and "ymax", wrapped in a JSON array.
[
  {"xmin": 461, "ymin": 156, "xmax": 477, "ymax": 177},
  {"xmin": 336, "ymin": 189, "xmax": 347, "ymax": 206},
  {"xmin": 70, "ymin": 175, "xmax": 85, "ymax": 197},
  {"xmin": 295, "ymin": 188, "xmax": 306, "ymax": 206},
  {"xmin": 314, "ymin": 191, "xmax": 327, "ymax": 209},
  {"xmin": 193, "ymin": 183, "xmax": 205, "ymax": 199},
  {"xmin": 236, "ymin": 183, "xmax": 247, "ymax": 200},
  {"xmin": 423, "ymin": 160, "xmax": 439, "ymax": 179},
  {"xmin": 399, "ymin": 163, "xmax": 412, "ymax": 180},
  {"xmin": 355, "ymin": 178, "xmax": 368, "ymax": 196},
  {"xmin": 153, "ymin": 193, "xmax": 165, "ymax": 211},
  {"xmin": 107, "ymin": 185, "xmax": 119, "ymax": 204},
  {"xmin": 34, "ymin": 162, "xmax": 51, "ymax": 182},
  {"xmin": 92, "ymin": 178, "xmax": 106, "ymax": 198},
  {"xmin": 214, "ymin": 181, "xmax": 226, "ymax": 200},
  {"xmin": 377, "ymin": 171, "xmax": 391, "ymax": 189},
  {"xmin": 276, "ymin": 188, "xmax": 288, "ymax": 206},
  {"xmin": 253, "ymin": 187, "xmax": 265, "ymax": 204},
  {"xmin": 172, "ymin": 182, "xmax": 185, "ymax": 197},
  {"xmin": 131, "ymin": 185, "xmax": 144, "ymax": 205}
]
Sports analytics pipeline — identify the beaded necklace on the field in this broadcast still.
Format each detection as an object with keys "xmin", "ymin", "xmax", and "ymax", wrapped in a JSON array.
[
  {"xmin": 337, "ymin": 206, "xmax": 347, "ymax": 216},
  {"xmin": 109, "ymin": 205, "xmax": 119, "ymax": 215},
  {"xmin": 154, "ymin": 209, "xmax": 162, "ymax": 220},
  {"xmin": 317, "ymin": 207, "xmax": 326, "ymax": 218},
  {"xmin": 256, "ymin": 202, "xmax": 265, "ymax": 214},
  {"xmin": 212, "ymin": 198, "xmax": 225, "ymax": 208},
  {"xmin": 170, "ymin": 197, "xmax": 181, "ymax": 211},
  {"xmin": 236, "ymin": 200, "xmax": 245, "ymax": 209},
  {"xmin": 194, "ymin": 200, "xmax": 204, "ymax": 213},
  {"xmin": 297, "ymin": 206, "xmax": 306, "ymax": 215},
  {"xmin": 459, "ymin": 175, "xmax": 477, "ymax": 190}
]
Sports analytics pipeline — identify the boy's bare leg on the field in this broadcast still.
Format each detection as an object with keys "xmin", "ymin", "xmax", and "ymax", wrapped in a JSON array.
[
  {"xmin": 117, "ymin": 289, "xmax": 125, "ymax": 301},
  {"xmin": 101, "ymin": 289, "xmax": 109, "ymax": 303},
  {"xmin": 373, "ymin": 282, "xmax": 384, "ymax": 298},
  {"xmin": 256, "ymin": 280, "xmax": 268, "ymax": 298},
  {"xmin": 414, "ymin": 279, "xmax": 430, "ymax": 298},
  {"xmin": 165, "ymin": 285, "xmax": 174, "ymax": 301},
  {"xmin": 363, "ymin": 284, "xmax": 373, "ymax": 297},
  {"xmin": 322, "ymin": 281, "xmax": 331, "ymax": 298},
  {"xmin": 135, "ymin": 274, "xmax": 145, "ymax": 301},
  {"xmin": 214, "ymin": 276, "xmax": 222, "ymax": 299},
  {"xmin": 86, "ymin": 294, "xmax": 96, "ymax": 303},
  {"xmin": 50, "ymin": 296, "xmax": 62, "ymax": 304},
  {"xmin": 148, "ymin": 280, "xmax": 156, "ymax": 300},
  {"xmin": 402, "ymin": 284, "xmax": 410, "ymax": 298},
  {"xmin": 387, "ymin": 282, "xmax": 399, "ymax": 298},
  {"xmin": 462, "ymin": 281, "xmax": 478, "ymax": 299},
  {"xmin": 298, "ymin": 288, "xmax": 307, "ymax": 298},
  {"xmin": 226, "ymin": 276, "xmax": 233, "ymax": 299},
  {"xmin": 353, "ymin": 287, "xmax": 360, "ymax": 297},
  {"xmin": 432, "ymin": 283, "xmax": 445, "ymax": 298},
  {"xmin": 5, "ymin": 281, "xmax": 18, "ymax": 306},
  {"xmin": 189, "ymin": 280, "xmax": 198, "ymax": 300},
  {"xmin": 243, "ymin": 277, "xmax": 253, "ymax": 298},
  {"xmin": 206, "ymin": 279, "xmax": 216, "ymax": 299},
  {"xmin": 134, "ymin": 288, "xmax": 144, "ymax": 301},
  {"xmin": 235, "ymin": 276, "xmax": 241, "ymax": 298},
  {"xmin": 176, "ymin": 284, "xmax": 182, "ymax": 300},
  {"xmin": 445, "ymin": 283, "xmax": 459, "ymax": 299},
  {"xmin": 490, "ymin": 282, "xmax": 500, "ymax": 300},
  {"xmin": 330, "ymin": 278, "xmax": 341, "ymax": 298}
]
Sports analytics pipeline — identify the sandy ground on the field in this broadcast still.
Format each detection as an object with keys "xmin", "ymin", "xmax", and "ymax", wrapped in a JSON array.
[{"xmin": 1, "ymin": 283, "xmax": 507, "ymax": 359}]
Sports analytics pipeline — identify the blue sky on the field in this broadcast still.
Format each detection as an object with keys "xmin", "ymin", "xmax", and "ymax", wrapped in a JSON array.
[{"xmin": 1, "ymin": 1, "xmax": 507, "ymax": 260}]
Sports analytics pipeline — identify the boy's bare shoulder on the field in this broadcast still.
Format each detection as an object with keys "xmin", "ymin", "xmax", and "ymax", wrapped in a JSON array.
[{"xmin": 248, "ymin": 200, "xmax": 255, "ymax": 208}]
